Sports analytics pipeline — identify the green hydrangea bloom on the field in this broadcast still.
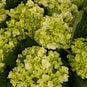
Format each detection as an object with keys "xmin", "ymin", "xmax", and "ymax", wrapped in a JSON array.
[
  {"xmin": 0, "ymin": 8, "xmax": 9, "ymax": 24},
  {"xmin": 67, "ymin": 38, "xmax": 87, "ymax": 79},
  {"xmin": 34, "ymin": 14, "xmax": 72, "ymax": 50},
  {"xmin": 8, "ymin": 46, "xmax": 69, "ymax": 87},
  {"xmin": 8, "ymin": 0, "xmax": 44, "ymax": 38},
  {"xmin": 35, "ymin": 0, "xmax": 78, "ymax": 26},
  {"xmin": 0, "ymin": 0, "xmax": 6, "ymax": 8},
  {"xmin": 0, "ymin": 0, "xmax": 9, "ymax": 24}
]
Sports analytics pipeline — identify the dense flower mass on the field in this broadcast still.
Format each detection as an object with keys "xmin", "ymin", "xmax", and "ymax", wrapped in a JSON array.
[
  {"xmin": 7, "ymin": 0, "xmax": 44, "ymax": 38},
  {"xmin": 34, "ymin": 14, "xmax": 72, "ymax": 50},
  {"xmin": 67, "ymin": 38, "xmax": 87, "ymax": 79},
  {"xmin": 0, "ymin": 0, "xmax": 6, "ymax": 8},
  {"xmin": 0, "ymin": 8, "xmax": 8, "ymax": 24},
  {"xmin": 35, "ymin": 0, "xmax": 79, "ymax": 26},
  {"xmin": 0, "ymin": 0, "xmax": 9, "ymax": 24},
  {"xmin": 34, "ymin": 0, "xmax": 79, "ymax": 50},
  {"xmin": 8, "ymin": 46, "xmax": 69, "ymax": 87}
]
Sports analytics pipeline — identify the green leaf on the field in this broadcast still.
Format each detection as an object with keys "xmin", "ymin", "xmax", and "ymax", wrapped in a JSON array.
[
  {"xmin": 68, "ymin": 72, "xmax": 83, "ymax": 87},
  {"xmin": 23, "ymin": 0, "xmax": 28, "ymax": 3},
  {"xmin": 83, "ymin": 0, "xmax": 87, "ymax": 8},
  {"xmin": 72, "ymin": 0, "xmax": 87, "ymax": 39},
  {"xmin": 6, "ymin": 0, "xmax": 22, "ymax": 9},
  {"xmin": 72, "ymin": 9, "xmax": 87, "ymax": 39},
  {"xmin": 83, "ymin": 80, "xmax": 87, "ymax": 87},
  {"xmin": 6, "ymin": 0, "xmax": 29, "ymax": 9},
  {"xmin": 63, "ymin": 82, "xmax": 69, "ymax": 87},
  {"xmin": 0, "ymin": 67, "xmax": 12, "ymax": 87}
]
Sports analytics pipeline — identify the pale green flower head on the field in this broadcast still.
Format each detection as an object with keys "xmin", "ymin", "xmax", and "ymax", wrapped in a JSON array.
[
  {"xmin": 34, "ymin": 14, "xmax": 72, "ymax": 50},
  {"xmin": 0, "ymin": 0, "xmax": 9, "ymax": 24},
  {"xmin": 8, "ymin": 46, "xmax": 69, "ymax": 87},
  {"xmin": 0, "ymin": 8, "xmax": 9, "ymax": 24},
  {"xmin": 35, "ymin": 0, "xmax": 79, "ymax": 26},
  {"xmin": 8, "ymin": 0, "xmax": 44, "ymax": 38},
  {"xmin": 0, "ymin": 0, "xmax": 6, "ymax": 8},
  {"xmin": 67, "ymin": 38, "xmax": 87, "ymax": 79}
]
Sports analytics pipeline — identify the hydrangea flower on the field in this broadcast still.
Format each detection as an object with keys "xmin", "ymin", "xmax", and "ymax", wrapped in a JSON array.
[
  {"xmin": 67, "ymin": 38, "xmax": 87, "ymax": 79},
  {"xmin": 0, "ymin": 0, "xmax": 9, "ymax": 24},
  {"xmin": 8, "ymin": 46, "xmax": 69, "ymax": 87},
  {"xmin": 0, "ymin": 0, "xmax": 6, "ymax": 8},
  {"xmin": 35, "ymin": 0, "xmax": 79, "ymax": 26},
  {"xmin": 8, "ymin": 0, "xmax": 44, "ymax": 38},
  {"xmin": 34, "ymin": 14, "xmax": 72, "ymax": 50}
]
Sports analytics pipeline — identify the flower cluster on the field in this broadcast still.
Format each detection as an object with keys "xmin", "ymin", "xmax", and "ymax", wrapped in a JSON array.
[
  {"xmin": 67, "ymin": 38, "xmax": 87, "ymax": 79},
  {"xmin": 8, "ymin": 0, "xmax": 44, "ymax": 38},
  {"xmin": 35, "ymin": 0, "xmax": 78, "ymax": 26},
  {"xmin": 0, "ymin": 0, "xmax": 9, "ymax": 24},
  {"xmin": 0, "ymin": 0, "xmax": 6, "ymax": 8},
  {"xmin": 8, "ymin": 46, "xmax": 69, "ymax": 87},
  {"xmin": 34, "ymin": 14, "xmax": 72, "ymax": 50},
  {"xmin": 33, "ymin": 0, "xmax": 79, "ymax": 50}
]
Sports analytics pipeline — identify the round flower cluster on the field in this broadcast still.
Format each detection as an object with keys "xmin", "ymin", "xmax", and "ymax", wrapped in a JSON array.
[
  {"xmin": 34, "ymin": 14, "xmax": 72, "ymax": 50},
  {"xmin": 7, "ymin": 0, "xmax": 44, "ymax": 38},
  {"xmin": 0, "ymin": 0, "xmax": 9, "ymax": 24},
  {"xmin": 34, "ymin": 0, "xmax": 80, "ymax": 50},
  {"xmin": 8, "ymin": 46, "xmax": 69, "ymax": 87},
  {"xmin": 67, "ymin": 38, "xmax": 87, "ymax": 79},
  {"xmin": 0, "ymin": 0, "xmax": 6, "ymax": 8},
  {"xmin": 35, "ymin": 0, "xmax": 79, "ymax": 26}
]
